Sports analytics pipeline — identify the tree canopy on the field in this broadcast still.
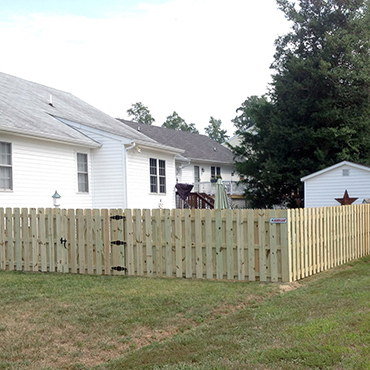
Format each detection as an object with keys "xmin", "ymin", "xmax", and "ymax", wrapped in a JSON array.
[
  {"xmin": 205, "ymin": 117, "xmax": 229, "ymax": 143},
  {"xmin": 233, "ymin": 0, "xmax": 370, "ymax": 208},
  {"xmin": 126, "ymin": 102, "xmax": 155, "ymax": 125},
  {"xmin": 162, "ymin": 111, "xmax": 199, "ymax": 133}
]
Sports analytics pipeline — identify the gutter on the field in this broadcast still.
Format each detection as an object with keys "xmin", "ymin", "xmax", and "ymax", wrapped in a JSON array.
[
  {"xmin": 124, "ymin": 142, "xmax": 136, "ymax": 208},
  {"xmin": 0, "ymin": 127, "xmax": 102, "ymax": 148}
]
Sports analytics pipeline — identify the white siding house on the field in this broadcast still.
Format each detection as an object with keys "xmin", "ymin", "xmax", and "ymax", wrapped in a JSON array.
[
  {"xmin": 126, "ymin": 146, "xmax": 179, "ymax": 209},
  {"xmin": 0, "ymin": 132, "xmax": 95, "ymax": 209},
  {"xmin": 0, "ymin": 72, "xmax": 183, "ymax": 209},
  {"xmin": 301, "ymin": 161, "xmax": 370, "ymax": 208},
  {"xmin": 0, "ymin": 72, "xmax": 242, "ymax": 210},
  {"xmin": 121, "ymin": 120, "xmax": 246, "ymax": 207}
]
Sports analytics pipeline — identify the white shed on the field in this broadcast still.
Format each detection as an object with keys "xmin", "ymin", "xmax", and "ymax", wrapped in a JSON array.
[{"xmin": 301, "ymin": 161, "xmax": 370, "ymax": 208}]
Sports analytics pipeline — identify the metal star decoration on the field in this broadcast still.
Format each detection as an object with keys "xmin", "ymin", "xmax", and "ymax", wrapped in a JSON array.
[{"xmin": 335, "ymin": 190, "xmax": 358, "ymax": 205}]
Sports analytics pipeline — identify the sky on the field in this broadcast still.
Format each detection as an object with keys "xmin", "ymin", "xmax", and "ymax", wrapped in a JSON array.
[{"xmin": 0, "ymin": 0, "xmax": 291, "ymax": 136}]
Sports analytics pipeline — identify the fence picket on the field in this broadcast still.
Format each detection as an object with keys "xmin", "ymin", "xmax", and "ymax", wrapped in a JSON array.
[
  {"xmin": 184, "ymin": 209, "xmax": 192, "ymax": 278},
  {"xmin": 174, "ymin": 209, "xmax": 182, "ymax": 278},
  {"xmin": 226, "ymin": 210, "xmax": 233, "ymax": 280},
  {"xmin": 144, "ymin": 209, "xmax": 153, "ymax": 276},
  {"xmin": 38, "ymin": 208, "xmax": 47, "ymax": 272},
  {"xmin": 215, "ymin": 209, "xmax": 223, "ymax": 279},
  {"xmin": 14, "ymin": 208, "xmax": 21, "ymax": 271},
  {"xmin": 0, "ymin": 207, "xmax": 4, "ymax": 270},
  {"xmin": 68, "ymin": 209, "xmax": 77, "ymax": 274},
  {"xmin": 269, "ymin": 210, "xmax": 278, "ymax": 282},
  {"xmin": 236, "ymin": 210, "xmax": 245, "ymax": 281},
  {"xmin": 46, "ymin": 208, "xmax": 55, "ymax": 272},
  {"xmin": 247, "ymin": 210, "xmax": 256, "ymax": 281},
  {"xmin": 76, "ymin": 209, "xmax": 85, "ymax": 274},
  {"xmin": 194, "ymin": 209, "xmax": 202, "ymax": 279},
  {"xmin": 205, "ymin": 209, "xmax": 213, "ymax": 279},
  {"xmin": 21, "ymin": 208, "xmax": 28, "ymax": 272},
  {"xmin": 93, "ymin": 209, "xmax": 104, "ymax": 275}
]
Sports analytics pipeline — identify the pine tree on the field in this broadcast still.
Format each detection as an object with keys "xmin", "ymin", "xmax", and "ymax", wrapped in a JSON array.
[{"xmin": 233, "ymin": 0, "xmax": 370, "ymax": 208}]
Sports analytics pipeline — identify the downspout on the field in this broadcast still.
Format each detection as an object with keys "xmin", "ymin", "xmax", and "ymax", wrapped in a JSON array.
[{"xmin": 124, "ymin": 142, "xmax": 136, "ymax": 208}]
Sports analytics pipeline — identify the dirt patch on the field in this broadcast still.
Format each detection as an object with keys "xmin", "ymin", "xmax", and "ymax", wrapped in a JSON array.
[{"xmin": 279, "ymin": 281, "xmax": 301, "ymax": 293}]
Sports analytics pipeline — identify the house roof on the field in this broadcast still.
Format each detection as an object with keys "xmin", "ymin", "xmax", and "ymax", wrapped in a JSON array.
[
  {"xmin": 120, "ymin": 120, "xmax": 235, "ymax": 164},
  {"xmin": 301, "ymin": 161, "xmax": 370, "ymax": 182},
  {"xmin": 0, "ymin": 72, "xmax": 156, "ymax": 147}
]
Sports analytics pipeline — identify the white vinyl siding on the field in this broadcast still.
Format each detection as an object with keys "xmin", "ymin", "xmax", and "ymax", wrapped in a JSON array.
[
  {"xmin": 0, "ymin": 142, "xmax": 12, "ymax": 190},
  {"xmin": 0, "ymin": 133, "xmax": 93, "ymax": 209},
  {"xmin": 63, "ymin": 124, "xmax": 129, "ymax": 208},
  {"xmin": 179, "ymin": 162, "xmax": 235, "ymax": 185},
  {"xmin": 126, "ymin": 148, "xmax": 176, "ymax": 209},
  {"xmin": 303, "ymin": 164, "xmax": 370, "ymax": 207}
]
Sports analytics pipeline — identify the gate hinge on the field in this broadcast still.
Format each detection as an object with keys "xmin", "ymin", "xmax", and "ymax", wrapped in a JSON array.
[
  {"xmin": 111, "ymin": 266, "xmax": 127, "ymax": 272},
  {"xmin": 111, "ymin": 240, "xmax": 126, "ymax": 246},
  {"xmin": 110, "ymin": 215, "xmax": 125, "ymax": 220}
]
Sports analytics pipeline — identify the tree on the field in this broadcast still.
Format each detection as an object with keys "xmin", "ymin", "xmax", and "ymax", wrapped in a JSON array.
[
  {"xmin": 162, "ymin": 111, "xmax": 199, "ymax": 133},
  {"xmin": 205, "ymin": 117, "xmax": 229, "ymax": 144},
  {"xmin": 126, "ymin": 102, "xmax": 155, "ymax": 125},
  {"xmin": 233, "ymin": 0, "xmax": 370, "ymax": 208}
]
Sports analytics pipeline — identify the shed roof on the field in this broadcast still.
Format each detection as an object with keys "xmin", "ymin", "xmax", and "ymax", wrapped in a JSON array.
[
  {"xmin": 120, "ymin": 120, "xmax": 235, "ymax": 164},
  {"xmin": 0, "ymin": 72, "xmax": 155, "ymax": 147},
  {"xmin": 301, "ymin": 161, "xmax": 370, "ymax": 182}
]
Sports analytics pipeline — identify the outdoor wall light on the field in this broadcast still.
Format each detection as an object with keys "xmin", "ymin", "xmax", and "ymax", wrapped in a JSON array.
[
  {"xmin": 52, "ymin": 190, "xmax": 61, "ymax": 208},
  {"xmin": 201, "ymin": 168, "xmax": 205, "ymax": 173}
]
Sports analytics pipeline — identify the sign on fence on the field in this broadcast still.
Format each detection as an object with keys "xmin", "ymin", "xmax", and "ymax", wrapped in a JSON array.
[{"xmin": 270, "ymin": 217, "xmax": 287, "ymax": 224}]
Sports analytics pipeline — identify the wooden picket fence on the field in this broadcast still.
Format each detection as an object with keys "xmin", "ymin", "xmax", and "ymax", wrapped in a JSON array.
[
  {"xmin": 0, "ymin": 205, "xmax": 369, "ymax": 282},
  {"xmin": 287, "ymin": 204, "xmax": 370, "ymax": 281}
]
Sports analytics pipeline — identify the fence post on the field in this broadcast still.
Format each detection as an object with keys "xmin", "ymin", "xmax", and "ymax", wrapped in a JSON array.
[
  {"xmin": 0, "ymin": 208, "xmax": 4, "ymax": 270},
  {"xmin": 281, "ymin": 209, "xmax": 291, "ymax": 282}
]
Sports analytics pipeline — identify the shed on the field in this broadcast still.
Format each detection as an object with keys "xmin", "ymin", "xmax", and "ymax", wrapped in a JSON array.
[{"xmin": 301, "ymin": 161, "xmax": 370, "ymax": 208}]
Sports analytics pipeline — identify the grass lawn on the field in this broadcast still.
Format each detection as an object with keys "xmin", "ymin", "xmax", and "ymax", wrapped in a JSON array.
[{"xmin": 1, "ymin": 256, "xmax": 370, "ymax": 369}]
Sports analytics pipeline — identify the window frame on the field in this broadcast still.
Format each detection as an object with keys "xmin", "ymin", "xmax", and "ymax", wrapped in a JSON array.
[
  {"xmin": 211, "ymin": 166, "xmax": 221, "ymax": 179},
  {"xmin": 77, "ymin": 152, "xmax": 89, "ymax": 193},
  {"xmin": 150, "ymin": 158, "xmax": 166, "ymax": 194},
  {"xmin": 0, "ymin": 141, "xmax": 12, "ymax": 191}
]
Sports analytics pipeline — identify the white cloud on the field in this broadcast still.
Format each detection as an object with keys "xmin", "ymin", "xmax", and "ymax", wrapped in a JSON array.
[{"xmin": 0, "ymin": 0, "xmax": 290, "ymax": 134}]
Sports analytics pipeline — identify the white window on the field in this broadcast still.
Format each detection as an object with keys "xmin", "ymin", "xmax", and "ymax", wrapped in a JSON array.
[
  {"xmin": 211, "ymin": 166, "xmax": 221, "ymax": 179},
  {"xmin": 150, "ymin": 158, "xmax": 166, "ymax": 194},
  {"xmin": 0, "ymin": 142, "xmax": 12, "ymax": 190},
  {"xmin": 77, "ymin": 153, "xmax": 89, "ymax": 192}
]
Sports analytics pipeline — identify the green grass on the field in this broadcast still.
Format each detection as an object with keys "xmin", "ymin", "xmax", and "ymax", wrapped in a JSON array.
[
  {"xmin": 0, "ymin": 270, "xmax": 275, "ymax": 369},
  {"xmin": 1, "ymin": 257, "xmax": 370, "ymax": 369}
]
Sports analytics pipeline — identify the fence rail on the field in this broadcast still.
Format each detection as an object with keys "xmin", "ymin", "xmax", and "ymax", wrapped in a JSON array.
[{"xmin": 1, "ymin": 205, "xmax": 369, "ymax": 282}]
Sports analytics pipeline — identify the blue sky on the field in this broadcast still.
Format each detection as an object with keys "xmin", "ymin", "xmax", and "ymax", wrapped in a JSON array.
[{"xmin": 0, "ymin": 0, "xmax": 290, "ymax": 135}]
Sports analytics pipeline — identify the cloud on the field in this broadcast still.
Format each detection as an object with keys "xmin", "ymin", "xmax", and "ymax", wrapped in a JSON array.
[{"xmin": 0, "ymin": 0, "xmax": 290, "ymax": 134}]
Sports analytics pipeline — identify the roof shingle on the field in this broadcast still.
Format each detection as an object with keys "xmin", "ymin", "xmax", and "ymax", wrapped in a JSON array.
[
  {"xmin": 120, "ymin": 120, "xmax": 235, "ymax": 164},
  {"xmin": 0, "ymin": 72, "xmax": 155, "ymax": 146}
]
